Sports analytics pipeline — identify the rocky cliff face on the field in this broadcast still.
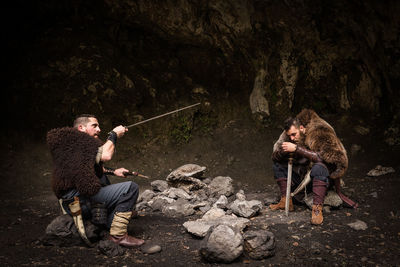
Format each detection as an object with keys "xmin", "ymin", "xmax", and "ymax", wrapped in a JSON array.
[{"xmin": 4, "ymin": 0, "xmax": 400, "ymax": 136}]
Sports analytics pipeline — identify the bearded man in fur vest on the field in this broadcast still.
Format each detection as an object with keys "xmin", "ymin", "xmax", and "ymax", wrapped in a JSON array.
[
  {"xmin": 269, "ymin": 109, "xmax": 357, "ymax": 225},
  {"xmin": 47, "ymin": 114, "xmax": 144, "ymax": 247}
]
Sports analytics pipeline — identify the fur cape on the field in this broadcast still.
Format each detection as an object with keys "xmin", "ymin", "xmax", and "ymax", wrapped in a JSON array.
[
  {"xmin": 46, "ymin": 127, "xmax": 103, "ymax": 199},
  {"xmin": 273, "ymin": 109, "xmax": 348, "ymax": 179}
]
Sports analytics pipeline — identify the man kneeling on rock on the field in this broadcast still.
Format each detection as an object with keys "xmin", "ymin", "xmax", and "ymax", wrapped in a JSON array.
[
  {"xmin": 47, "ymin": 114, "xmax": 144, "ymax": 247},
  {"xmin": 269, "ymin": 109, "xmax": 357, "ymax": 225}
]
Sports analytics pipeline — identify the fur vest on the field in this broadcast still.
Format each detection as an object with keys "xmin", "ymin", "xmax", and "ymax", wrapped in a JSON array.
[
  {"xmin": 273, "ymin": 109, "xmax": 348, "ymax": 179},
  {"xmin": 46, "ymin": 127, "xmax": 103, "ymax": 199}
]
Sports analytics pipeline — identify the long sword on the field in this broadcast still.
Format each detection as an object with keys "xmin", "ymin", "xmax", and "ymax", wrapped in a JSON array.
[
  {"xmin": 285, "ymin": 154, "xmax": 294, "ymax": 216},
  {"xmin": 125, "ymin": 103, "xmax": 201, "ymax": 128}
]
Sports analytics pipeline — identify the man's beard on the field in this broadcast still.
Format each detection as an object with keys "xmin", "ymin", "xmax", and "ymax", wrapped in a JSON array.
[{"xmin": 296, "ymin": 132, "xmax": 306, "ymax": 146}]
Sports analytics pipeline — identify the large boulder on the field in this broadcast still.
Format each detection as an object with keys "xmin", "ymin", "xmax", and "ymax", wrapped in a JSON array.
[
  {"xmin": 41, "ymin": 215, "xmax": 103, "ymax": 247},
  {"xmin": 200, "ymin": 225, "xmax": 244, "ymax": 263},
  {"xmin": 243, "ymin": 230, "xmax": 276, "ymax": 259}
]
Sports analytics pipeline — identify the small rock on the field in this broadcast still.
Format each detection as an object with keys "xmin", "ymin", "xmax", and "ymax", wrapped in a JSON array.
[
  {"xmin": 367, "ymin": 165, "xmax": 395, "ymax": 176},
  {"xmin": 141, "ymin": 244, "xmax": 162, "ymax": 254},
  {"xmin": 347, "ymin": 220, "xmax": 368, "ymax": 230}
]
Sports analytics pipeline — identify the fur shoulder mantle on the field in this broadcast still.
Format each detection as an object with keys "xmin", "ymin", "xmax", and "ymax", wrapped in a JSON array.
[
  {"xmin": 47, "ymin": 127, "xmax": 102, "ymax": 198},
  {"xmin": 297, "ymin": 109, "xmax": 348, "ymax": 179}
]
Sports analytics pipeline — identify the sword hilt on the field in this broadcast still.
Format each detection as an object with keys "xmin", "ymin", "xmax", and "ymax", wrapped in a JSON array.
[{"xmin": 288, "ymin": 152, "xmax": 294, "ymax": 163}]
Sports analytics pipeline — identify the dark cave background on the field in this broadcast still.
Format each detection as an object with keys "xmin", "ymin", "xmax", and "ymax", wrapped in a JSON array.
[
  {"xmin": 1, "ymin": 3, "xmax": 400, "ymax": 265},
  {"xmin": 2, "ymin": 0, "xmax": 400, "ymax": 143}
]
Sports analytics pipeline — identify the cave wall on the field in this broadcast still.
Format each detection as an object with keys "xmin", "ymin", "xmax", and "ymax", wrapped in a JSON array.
[{"xmin": 4, "ymin": 0, "xmax": 400, "ymax": 136}]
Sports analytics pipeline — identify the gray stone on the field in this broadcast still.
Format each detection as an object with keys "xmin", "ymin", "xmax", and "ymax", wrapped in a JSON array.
[
  {"xmin": 148, "ymin": 196, "xmax": 175, "ymax": 211},
  {"xmin": 162, "ymin": 199, "xmax": 196, "ymax": 217},
  {"xmin": 304, "ymin": 190, "xmax": 343, "ymax": 209},
  {"xmin": 202, "ymin": 207, "xmax": 226, "ymax": 220},
  {"xmin": 183, "ymin": 211, "xmax": 250, "ymax": 238},
  {"xmin": 235, "ymin": 191, "xmax": 246, "ymax": 201},
  {"xmin": 170, "ymin": 176, "xmax": 207, "ymax": 191},
  {"xmin": 162, "ymin": 187, "xmax": 193, "ymax": 200},
  {"xmin": 212, "ymin": 195, "xmax": 229, "ymax": 209},
  {"xmin": 141, "ymin": 244, "xmax": 162, "ymax": 254},
  {"xmin": 138, "ymin": 189, "xmax": 156, "ymax": 203},
  {"xmin": 42, "ymin": 215, "xmax": 102, "ymax": 247},
  {"xmin": 228, "ymin": 199, "xmax": 263, "ymax": 218},
  {"xmin": 191, "ymin": 189, "xmax": 210, "ymax": 202},
  {"xmin": 135, "ymin": 201, "xmax": 149, "ymax": 211},
  {"xmin": 200, "ymin": 225, "xmax": 244, "ymax": 263},
  {"xmin": 208, "ymin": 176, "xmax": 234, "ymax": 197},
  {"xmin": 183, "ymin": 221, "xmax": 213, "ymax": 237},
  {"xmin": 167, "ymin": 164, "xmax": 206, "ymax": 180},
  {"xmin": 151, "ymin": 180, "xmax": 169, "ymax": 192},
  {"xmin": 367, "ymin": 165, "xmax": 395, "ymax": 176},
  {"xmin": 243, "ymin": 230, "xmax": 276, "ymax": 259},
  {"xmin": 199, "ymin": 204, "xmax": 211, "ymax": 214},
  {"xmin": 347, "ymin": 220, "xmax": 368, "ymax": 230}
]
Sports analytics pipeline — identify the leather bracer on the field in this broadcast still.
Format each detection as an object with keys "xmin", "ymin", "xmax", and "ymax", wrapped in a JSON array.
[{"xmin": 295, "ymin": 146, "xmax": 323, "ymax": 163}]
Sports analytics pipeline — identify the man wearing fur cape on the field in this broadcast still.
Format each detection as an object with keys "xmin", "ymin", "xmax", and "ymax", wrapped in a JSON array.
[
  {"xmin": 269, "ymin": 109, "xmax": 357, "ymax": 225},
  {"xmin": 47, "ymin": 114, "xmax": 144, "ymax": 247}
]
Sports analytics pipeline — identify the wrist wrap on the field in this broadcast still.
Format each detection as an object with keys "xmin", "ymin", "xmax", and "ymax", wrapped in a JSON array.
[
  {"xmin": 107, "ymin": 131, "xmax": 117, "ymax": 145},
  {"xmin": 295, "ymin": 146, "xmax": 323, "ymax": 163},
  {"xmin": 104, "ymin": 167, "xmax": 115, "ymax": 175}
]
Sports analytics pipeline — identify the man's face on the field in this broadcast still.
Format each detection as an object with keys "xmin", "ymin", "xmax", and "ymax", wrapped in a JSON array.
[
  {"xmin": 78, "ymin": 117, "xmax": 101, "ymax": 138},
  {"xmin": 286, "ymin": 125, "xmax": 305, "ymax": 143}
]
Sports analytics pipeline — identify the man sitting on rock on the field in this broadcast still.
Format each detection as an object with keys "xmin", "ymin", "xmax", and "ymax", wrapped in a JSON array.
[
  {"xmin": 269, "ymin": 109, "xmax": 357, "ymax": 225},
  {"xmin": 47, "ymin": 114, "xmax": 144, "ymax": 247}
]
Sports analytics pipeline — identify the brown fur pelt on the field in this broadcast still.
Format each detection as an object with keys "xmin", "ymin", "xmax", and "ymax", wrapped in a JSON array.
[
  {"xmin": 297, "ymin": 109, "xmax": 348, "ymax": 179},
  {"xmin": 46, "ymin": 127, "xmax": 103, "ymax": 199},
  {"xmin": 272, "ymin": 109, "xmax": 348, "ymax": 179}
]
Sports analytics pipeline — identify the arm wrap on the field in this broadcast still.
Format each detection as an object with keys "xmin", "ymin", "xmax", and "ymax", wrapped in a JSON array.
[
  {"xmin": 295, "ymin": 146, "xmax": 323, "ymax": 163},
  {"xmin": 107, "ymin": 131, "xmax": 117, "ymax": 145}
]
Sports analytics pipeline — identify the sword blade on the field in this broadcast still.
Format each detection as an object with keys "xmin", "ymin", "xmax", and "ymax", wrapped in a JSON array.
[
  {"xmin": 285, "ymin": 161, "xmax": 293, "ymax": 216},
  {"xmin": 126, "ymin": 103, "xmax": 200, "ymax": 128}
]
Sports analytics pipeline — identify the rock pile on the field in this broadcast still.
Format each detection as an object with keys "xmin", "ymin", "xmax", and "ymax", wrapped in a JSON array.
[
  {"xmin": 136, "ymin": 164, "xmax": 263, "ymax": 219},
  {"xmin": 136, "ymin": 164, "xmax": 275, "ymax": 263}
]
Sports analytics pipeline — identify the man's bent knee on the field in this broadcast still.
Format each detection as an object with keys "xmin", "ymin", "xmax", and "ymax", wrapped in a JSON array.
[{"xmin": 311, "ymin": 163, "xmax": 329, "ymax": 184}]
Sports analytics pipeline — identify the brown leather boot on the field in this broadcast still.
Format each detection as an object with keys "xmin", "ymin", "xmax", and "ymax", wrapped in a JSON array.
[
  {"xmin": 311, "ymin": 204, "xmax": 323, "ymax": 225},
  {"xmin": 109, "ymin": 233, "xmax": 144, "ymax": 247},
  {"xmin": 109, "ymin": 211, "xmax": 144, "ymax": 247},
  {"xmin": 269, "ymin": 178, "xmax": 294, "ymax": 211},
  {"xmin": 269, "ymin": 196, "xmax": 294, "ymax": 211},
  {"xmin": 311, "ymin": 179, "xmax": 328, "ymax": 225}
]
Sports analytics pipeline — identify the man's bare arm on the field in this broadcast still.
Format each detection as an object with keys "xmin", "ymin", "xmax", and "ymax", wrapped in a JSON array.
[{"xmin": 100, "ymin": 125, "xmax": 128, "ymax": 162}]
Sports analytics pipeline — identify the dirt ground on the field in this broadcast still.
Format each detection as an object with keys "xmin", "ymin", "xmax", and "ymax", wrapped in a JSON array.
[{"xmin": 1, "ymin": 115, "xmax": 399, "ymax": 266}]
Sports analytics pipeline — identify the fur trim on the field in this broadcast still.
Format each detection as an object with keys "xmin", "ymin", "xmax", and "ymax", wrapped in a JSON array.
[{"xmin": 47, "ymin": 127, "xmax": 103, "ymax": 198}]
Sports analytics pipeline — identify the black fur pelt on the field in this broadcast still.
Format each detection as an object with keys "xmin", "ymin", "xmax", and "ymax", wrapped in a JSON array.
[{"xmin": 46, "ymin": 127, "xmax": 103, "ymax": 199}]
